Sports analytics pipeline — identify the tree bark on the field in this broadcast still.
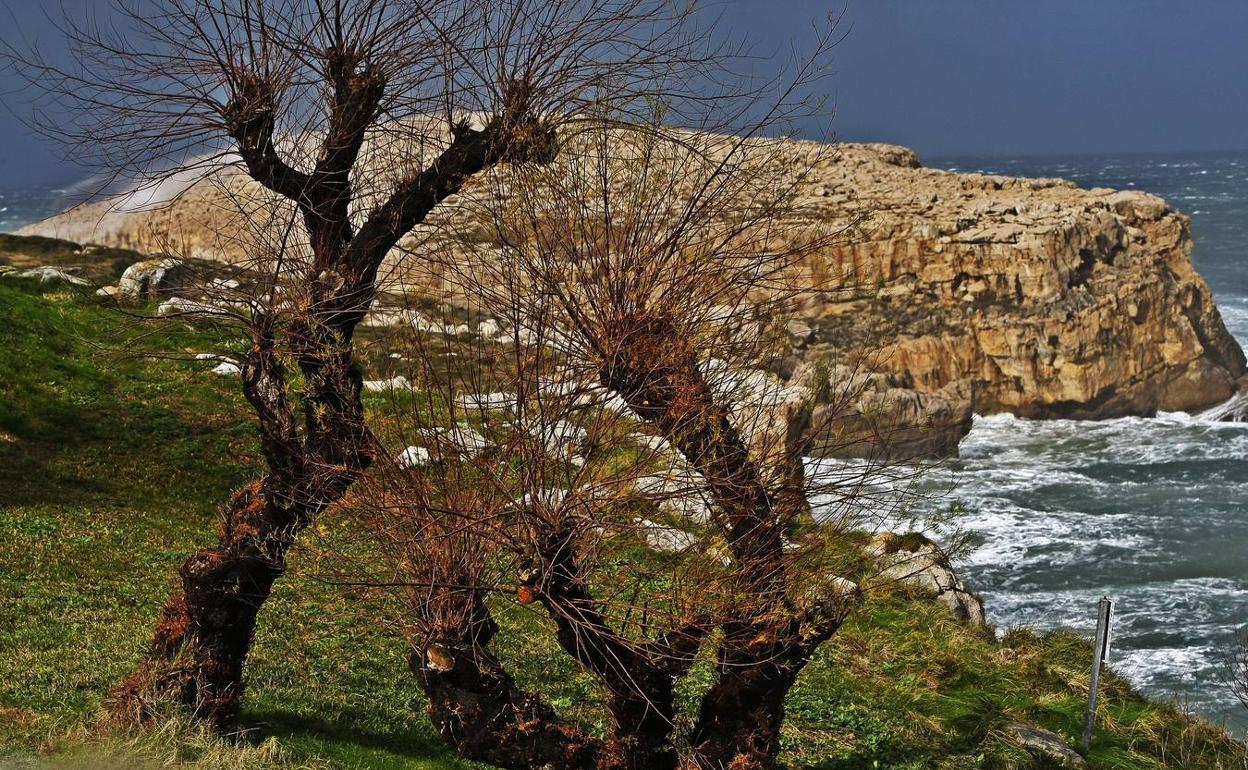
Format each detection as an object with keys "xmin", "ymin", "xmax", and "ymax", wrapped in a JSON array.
[
  {"xmin": 410, "ymin": 591, "xmax": 605, "ymax": 770},
  {"xmin": 598, "ymin": 313, "xmax": 840, "ymax": 770},
  {"xmin": 526, "ymin": 521, "xmax": 702, "ymax": 770},
  {"xmin": 113, "ymin": 331, "xmax": 367, "ymax": 723},
  {"xmin": 686, "ymin": 623, "xmax": 809, "ymax": 770},
  {"xmin": 115, "ymin": 77, "xmax": 558, "ymax": 723}
]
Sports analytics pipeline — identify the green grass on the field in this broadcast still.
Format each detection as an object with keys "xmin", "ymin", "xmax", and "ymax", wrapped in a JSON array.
[{"xmin": 1, "ymin": 260, "xmax": 1246, "ymax": 769}]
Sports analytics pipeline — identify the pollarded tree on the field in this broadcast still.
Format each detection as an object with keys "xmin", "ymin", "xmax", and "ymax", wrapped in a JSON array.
[
  {"xmin": 337, "ymin": 81, "xmax": 936, "ymax": 769},
  {"xmin": 9, "ymin": 0, "xmax": 730, "ymax": 725}
]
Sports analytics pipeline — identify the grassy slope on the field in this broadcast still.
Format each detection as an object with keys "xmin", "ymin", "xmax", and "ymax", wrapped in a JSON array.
[{"xmin": 0, "ymin": 267, "xmax": 1245, "ymax": 769}]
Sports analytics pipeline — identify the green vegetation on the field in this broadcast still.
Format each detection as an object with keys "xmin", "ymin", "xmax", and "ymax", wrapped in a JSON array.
[
  {"xmin": 1, "ymin": 259, "xmax": 1246, "ymax": 769},
  {"xmin": 0, "ymin": 234, "xmax": 144, "ymax": 284}
]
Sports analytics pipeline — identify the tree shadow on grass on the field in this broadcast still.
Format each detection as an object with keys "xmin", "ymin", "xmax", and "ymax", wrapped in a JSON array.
[{"xmin": 242, "ymin": 708, "xmax": 469, "ymax": 768}]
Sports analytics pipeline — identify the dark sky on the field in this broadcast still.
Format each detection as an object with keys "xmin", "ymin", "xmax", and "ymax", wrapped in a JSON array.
[{"xmin": 2, "ymin": 0, "xmax": 1247, "ymax": 185}]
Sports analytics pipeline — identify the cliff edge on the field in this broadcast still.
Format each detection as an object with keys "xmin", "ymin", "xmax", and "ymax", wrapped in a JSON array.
[{"xmin": 22, "ymin": 140, "xmax": 1245, "ymax": 456}]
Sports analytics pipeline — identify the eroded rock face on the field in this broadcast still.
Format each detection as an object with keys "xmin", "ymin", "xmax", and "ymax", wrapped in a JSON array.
[
  {"xmin": 23, "ymin": 141, "xmax": 1243, "ymax": 456},
  {"xmin": 776, "ymin": 146, "xmax": 1244, "ymax": 434},
  {"xmin": 788, "ymin": 362, "xmax": 973, "ymax": 460}
]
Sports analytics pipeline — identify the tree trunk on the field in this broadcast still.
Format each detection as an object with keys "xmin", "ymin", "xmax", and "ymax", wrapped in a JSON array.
[
  {"xmin": 113, "ymin": 465, "xmax": 360, "ymax": 723},
  {"xmin": 410, "ymin": 593, "xmax": 605, "ymax": 770},
  {"xmin": 686, "ymin": 621, "xmax": 811, "ymax": 770},
  {"xmin": 598, "ymin": 314, "xmax": 829, "ymax": 770},
  {"xmin": 113, "ymin": 335, "xmax": 367, "ymax": 724},
  {"xmin": 527, "ymin": 519, "xmax": 694, "ymax": 770}
]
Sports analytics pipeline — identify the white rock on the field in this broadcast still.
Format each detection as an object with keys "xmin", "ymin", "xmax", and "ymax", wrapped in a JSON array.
[
  {"xmin": 361, "ymin": 307, "xmax": 411, "ymax": 328},
  {"xmin": 633, "ymin": 472, "xmax": 714, "ymax": 524},
  {"xmin": 410, "ymin": 313, "xmax": 442, "ymax": 333},
  {"xmin": 476, "ymin": 318, "xmax": 501, "ymax": 337},
  {"xmin": 6, "ymin": 266, "xmax": 90, "ymax": 286},
  {"xmin": 95, "ymin": 285, "xmax": 119, "ymax": 297},
  {"xmin": 157, "ymin": 297, "xmax": 230, "ymax": 318},
  {"xmin": 118, "ymin": 257, "xmax": 185, "ymax": 299},
  {"xmin": 634, "ymin": 518, "xmax": 698, "ymax": 553},
  {"xmin": 363, "ymin": 375, "xmax": 411, "ymax": 392},
  {"xmin": 824, "ymin": 575, "xmax": 861, "ymax": 599},
  {"xmin": 522, "ymin": 418, "xmax": 587, "ymax": 459},
  {"xmin": 630, "ymin": 433, "xmax": 674, "ymax": 455},
  {"xmin": 866, "ymin": 534, "xmax": 985, "ymax": 625},
  {"xmin": 454, "ymin": 392, "xmax": 517, "ymax": 411},
  {"xmin": 420, "ymin": 424, "xmax": 491, "ymax": 457},
  {"xmin": 785, "ymin": 319, "xmax": 815, "ymax": 344},
  {"xmin": 520, "ymin": 488, "xmax": 568, "ymax": 510},
  {"xmin": 397, "ymin": 446, "xmax": 432, "ymax": 468},
  {"xmin": 195, "ymin": 353, "xmax": 237, "ymax": 364},
  {"xmin": 540, "ymin": 378, "xmax": 633, "ymax": 416}
]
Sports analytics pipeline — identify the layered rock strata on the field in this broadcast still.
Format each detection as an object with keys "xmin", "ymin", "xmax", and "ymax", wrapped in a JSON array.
[{"xmin": 23, "ymin": 140, "xmax": 1244, "ymax": 458}]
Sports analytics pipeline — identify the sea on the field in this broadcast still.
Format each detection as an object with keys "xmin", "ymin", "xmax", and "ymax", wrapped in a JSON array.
[
  {"xmin": 0, "ymin": 185, "xmax": 70, "ymax": 234},
  {"xmin": 917, "ymin": 151, "xmax": 1248, "ymax": 733},
  {"xmin": 5, "ymin": 152, "xmax": 1248, "ymax": 731}
]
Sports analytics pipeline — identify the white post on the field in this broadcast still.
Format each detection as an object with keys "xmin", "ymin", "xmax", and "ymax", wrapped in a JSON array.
[{"xmin": 1082, "ymin": 596, "xmax": 1114, "ymax": 754}]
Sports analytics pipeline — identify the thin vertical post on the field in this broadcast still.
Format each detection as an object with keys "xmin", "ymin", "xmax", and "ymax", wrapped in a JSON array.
[{"xmin": 1081, "ymin": 596, "xmax": 1114, "ymax": 754}]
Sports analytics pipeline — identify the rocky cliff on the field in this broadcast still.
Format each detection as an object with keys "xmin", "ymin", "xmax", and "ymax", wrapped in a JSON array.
[{"xmin": 23, "ymin": 140, "xmax": 1245, "ymax": 456}]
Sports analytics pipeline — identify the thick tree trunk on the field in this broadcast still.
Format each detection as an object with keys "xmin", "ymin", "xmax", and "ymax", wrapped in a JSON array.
[
  {"xmin": 599, "ymin": 314, "xmax": 788, "ymax": 603},
  {"xmin": 598, "ymin": 314, "xmax": 836, "ymax": 770},
  {"xmin": 685, "ymin": 619, "xmax": 813, "ymax": 770},
  {"xmin": 113, "ymin": 334, "xmax": 368, "ymax": 724},
  {"xmin": 527, "ymin": 520, "xmax": 696, "ymax": 770},
  {"xmin": 410, "ymin": 593, "xmax": 605, "ymax": 770},
  {"xmin": 688, "ymin": 669, "xmax": 796, "ymax": 769},
  {"xmin": 113, "ymin": 463, "xmax": 362, "ymax": 722},
  {"xmin": 113, "ymin": 480, "xmax": 300, "ymax": 722},
  {"xmin": 605, "ymin": 685, "xmax": 679, "ymax": 770}
]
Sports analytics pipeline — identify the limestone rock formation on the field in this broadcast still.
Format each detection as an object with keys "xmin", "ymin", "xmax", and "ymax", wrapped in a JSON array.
[
  {"xmin": 117, "ymin": 257, "xmax": 187, "ymax": 300},
  {"xmin": 2, "ymin": 265, "xmax": 90, "ymax": 286},
  {"xmin": 23, "ymin": 140, "xmax": 1244, "ymax": 458},
  {"xmin": 772, "ymin": 144, "xmax": 1244, "ymax": 436},
  {"xmin": 865, "ymin": 533, "xmax": 985, "ymax": 626}
]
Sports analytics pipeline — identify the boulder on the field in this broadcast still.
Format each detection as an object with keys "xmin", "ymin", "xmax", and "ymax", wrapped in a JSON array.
[
  {"xmin": 865, "ymin": 533, "xmax": 985, "ymax": 625},
  {"xmin": 519, "ymin": 418, "xmax": 588, "ymax": 464},
  {"xmin": 785, "ymin": 319, "xmax": 815, "ymax": 346},
  {"xmin": 795, "ymin": 362, "xmax": 974, "ymax": 460},
  {"xmin": 157, "ymin": 296, "xmax": 230, "ymax": 318},
  {"xmin": 419, "ymin": 423, "xmax": 491, "ymax": 458},
  {"xmin": 632, "ymin": 472, "xmax": 714, "ymax": 525},
  {"xmin": 1004, "ymin": 722, "xmax": 1087, "ymax": 768},
  {"xmin": 360, "ymin": 306, "xmax": 411, "ymax": 327},
  {"xmin": 634, "ymin": 517, "xmax": 698, "ymax": 553},
  {"xmin": 397, "ymin": 446, "xmax": 432, "ymax": 468},
  {"xmin": 118, "ymin": 257, "xmax": 186, "ymax": 300}
]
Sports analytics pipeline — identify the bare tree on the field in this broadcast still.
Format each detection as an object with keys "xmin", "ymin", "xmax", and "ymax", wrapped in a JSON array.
[
  {"xmin": 334, "ymin": 78, "xmax": 934, "ymax": 768},
  {"xmin": 8, "ymin": 0, "xmax": 730, "ymax": 726}
]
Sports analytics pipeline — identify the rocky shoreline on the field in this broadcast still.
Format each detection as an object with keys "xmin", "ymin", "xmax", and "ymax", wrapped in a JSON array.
[
  {"xmin": 21, "ymin": 140, "xmax": 1245, "ymax": 459},
  {"xmin": 765, "ymin": 144, "xmax": 1247, "ymax": 457}
]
